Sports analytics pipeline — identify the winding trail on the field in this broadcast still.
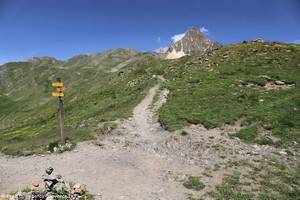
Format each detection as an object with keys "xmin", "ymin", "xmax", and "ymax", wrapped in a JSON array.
[{"xmin": 0, "ymin": 82, "xmax": 295, "ymax": 200}]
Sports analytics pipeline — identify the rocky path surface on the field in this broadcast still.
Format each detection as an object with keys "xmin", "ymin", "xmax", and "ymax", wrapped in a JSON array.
[{"xmin": 0, "ymin": 82, "xmax": 297, "ymax": 200}]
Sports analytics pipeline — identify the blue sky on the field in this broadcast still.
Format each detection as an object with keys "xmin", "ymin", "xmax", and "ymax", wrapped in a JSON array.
[{"xmin": 0, "ymin": 0, "xmax": 299, "ymax": 64}]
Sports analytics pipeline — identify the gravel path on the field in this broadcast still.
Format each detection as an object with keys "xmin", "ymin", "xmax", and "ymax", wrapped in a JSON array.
[{"xmin": 0, "ymin": 83, "xmax": 296, "ymax": 200}]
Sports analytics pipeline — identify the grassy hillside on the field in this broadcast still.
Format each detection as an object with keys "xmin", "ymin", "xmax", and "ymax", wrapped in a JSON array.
[
  {"xmin": 0, "ymin": 50, "xmax": 158, "ymax": 155},
  {"xmin": 0, "ymin": 42, "xmax": 299, "ymax": 155},
  {"xmin": 158, "ymin": 41, "xmax": 300, "ymax": 147}
]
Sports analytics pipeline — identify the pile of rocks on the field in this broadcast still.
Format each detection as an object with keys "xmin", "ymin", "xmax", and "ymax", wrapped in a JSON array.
[
  {"xmin": 52, "ymin": 141, "xmax": 73, "ymax": 153},
  {"xmin": 47, "ymin": 139, "xmax": 74, "ymax": 153},
  {"xmin": 1, "ymin": 167, "xmax": 88, "ymax": 200}
]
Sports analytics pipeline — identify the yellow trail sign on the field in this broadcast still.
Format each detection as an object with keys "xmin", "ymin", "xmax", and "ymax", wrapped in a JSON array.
[
  {"xmin": 52, "ymin": 82, "xmax": 64, "ymax": 88},
  {"xmin": 51, "ymin": 78, "xmax": 65, "ymax": 144},
  {"xmin": 56, "ymin": 87, "xmax": 65, "ymax": 92},
  {"xmin": 52, "ymin": 81, "xmax": 65, "ymax": 97},
  {"xmin": 52, "ymin": 92, "xmax": 64, "ymax": 97}
]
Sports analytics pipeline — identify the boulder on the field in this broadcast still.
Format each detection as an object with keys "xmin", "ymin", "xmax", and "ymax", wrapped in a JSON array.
[
  {"xmin": 31, "ymin": 191, "xmax": 46, "ymax": 200},
  {"xmin": 45, "ymin": 196, "xmax": 54, "ymax": 200},
  {"xmin": 13, "ymin": 193, "xmax": 30, "ymax": 200},
  {"xmin": 253, "ymin": 38, "xmax": 265, "ymax": 43},
  {"xmin": 72, "ymin": 184, "xmax": 86, "ymax": 195},
  {"xmin": 275, "ymin": 80, "xmax": 285, "ymax": 85},
  {"xmin": 31, "ymin": 180, "xmax": 47, "ymax": 193}
]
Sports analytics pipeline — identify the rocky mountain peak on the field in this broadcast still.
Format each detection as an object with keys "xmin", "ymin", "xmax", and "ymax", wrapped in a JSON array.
[
  {"xmin": 185, "ymin": 27, "xmax": 207, "ymax": 38},
  {"xmin": 166, "ymin": 27, "xmax": 220, "ymax": 59}
]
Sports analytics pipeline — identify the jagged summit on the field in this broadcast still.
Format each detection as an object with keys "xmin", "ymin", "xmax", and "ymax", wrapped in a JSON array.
[{"xmin": 166, "ymin": 27, "xmax": 220, "ymax": 59}]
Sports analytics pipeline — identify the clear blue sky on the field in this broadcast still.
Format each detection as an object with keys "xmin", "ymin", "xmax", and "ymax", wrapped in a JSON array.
[{"xmin": 0, "ymin": 0, "xmax": 299, "ymax": 63}]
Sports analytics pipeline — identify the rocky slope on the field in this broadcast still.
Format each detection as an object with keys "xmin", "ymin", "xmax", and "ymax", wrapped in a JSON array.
[{"xmin": 166, "ymin": 27, "xmax": 220, "ymax": 59}]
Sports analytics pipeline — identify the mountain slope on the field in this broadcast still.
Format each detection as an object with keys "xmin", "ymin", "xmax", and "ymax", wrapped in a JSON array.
[
  {"xmin": 160, "ymin": 41, "xmax": 300, "ymax": 147},
  {"xmin": 64, "ymin": 48, "xmax": 138, "ymax": 70},
  {"xmin": 0, "ymin": 50, "xmax": 159, "ymax": 155},
  {"xmin": 0, "ymin": 41, "xmax": 299, "ymax": 155}
]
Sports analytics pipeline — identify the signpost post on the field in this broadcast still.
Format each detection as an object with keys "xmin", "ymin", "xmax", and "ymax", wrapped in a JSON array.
[{"xmin": 52, "ymin": 78, "xmax": 65, "ymax": 144}]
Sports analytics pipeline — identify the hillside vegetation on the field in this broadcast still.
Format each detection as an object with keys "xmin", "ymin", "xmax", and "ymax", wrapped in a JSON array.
[
  {"xmin": 159, "ymin": 42, "xmax": 300, "ymax": 147},
  {"xmin": 0, "ymin": 49, "xmax": 158, "ymax": 155},
  {"xmin": 0, "ymin": 42, "xmax": 299, "ymax": 155}
]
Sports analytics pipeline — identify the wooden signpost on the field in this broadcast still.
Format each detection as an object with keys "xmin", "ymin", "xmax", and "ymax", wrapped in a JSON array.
[{"xmin": 52, "ymin": 78, "xmax": 65, "ymax": 144}]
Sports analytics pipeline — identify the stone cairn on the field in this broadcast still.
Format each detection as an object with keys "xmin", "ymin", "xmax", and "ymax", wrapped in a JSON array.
[{"xmin": 1, "ymin": 167, "xmax": 88, "ymax": 200}]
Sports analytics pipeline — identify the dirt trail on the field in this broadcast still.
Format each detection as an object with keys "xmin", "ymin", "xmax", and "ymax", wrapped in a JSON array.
[
  {"xmin": 0, "ymin": 84, "xmax": 198, "ymax": 200},
  {"xmin": 0, "ymin": 83, "xmax": 294, "ymax": 200}
]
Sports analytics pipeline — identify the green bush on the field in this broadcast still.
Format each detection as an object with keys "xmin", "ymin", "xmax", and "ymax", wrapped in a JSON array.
[{"xmin": 183, "ymin": 176, "xmax": 205, "ymax": 191}]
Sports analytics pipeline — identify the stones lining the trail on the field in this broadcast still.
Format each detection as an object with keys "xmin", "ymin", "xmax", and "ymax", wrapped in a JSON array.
[
  {"xmin": 47, "ymin": 139, "xmax": 74, "ymax": 154},
  {"xmin": 2, "ymin": 167, "xmax": 89, "ymax": 200},
  {"xmin": 53, "ymin": 142, "xmax": 73, "ymax": 153}
]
